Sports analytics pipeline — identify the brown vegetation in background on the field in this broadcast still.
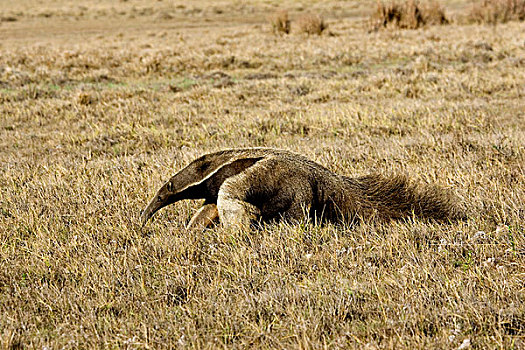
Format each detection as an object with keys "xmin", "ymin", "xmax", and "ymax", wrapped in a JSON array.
[
  {"xmin": 468, "ymin": 0, "xmax": 525, "ymax": 23},
  {"xmin": 296, "ymin": 13, "xmax": 327, "ymax": 35},
  {"xmin": 421, "ymin": 1, "xmax": 449, "ymax": 24},
  {"xmin": 268, "ymin": 9, "xmax": 290, "ymax": 35},
  {"xmin": 373, "ymin": 0, "xmax": 448, "ymax": 29}
]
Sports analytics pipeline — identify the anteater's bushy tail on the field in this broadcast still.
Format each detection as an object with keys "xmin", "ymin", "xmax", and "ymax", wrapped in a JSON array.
[{"xmin": 350, "ymin": 174, "xmax": 465, "ymax": 222}]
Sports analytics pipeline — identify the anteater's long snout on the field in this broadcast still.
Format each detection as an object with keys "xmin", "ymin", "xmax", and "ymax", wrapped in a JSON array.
[
  {"xmin": 140, "ymin": 179, "xmax": 181, "ymax": 227},
  {"xmin": 140, "ymin": 195, "xmax": 162, "ymax": 227},
  {"xmin": 140, "ymin": 207, "xmax": 151, "ymax": 228},
  {"xmin": 139, "ymin": 208, "xmax": 150, "ymax": 227}
]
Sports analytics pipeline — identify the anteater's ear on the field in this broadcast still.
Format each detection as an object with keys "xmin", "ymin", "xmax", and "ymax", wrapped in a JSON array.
[
  {"xmin": 211, "ymin": 157, "xmax": 264, "ymax": 182},
  {"xmin": 198, "ymin": 156, "xmax": 264, "ymax": 196},
  {"xmin": 186, "ymin": 156, "xmax": 265, "ymax": 189},
  {"xmin": 166, "ymin": 181, "xmax": 173, "ymax": 192}
]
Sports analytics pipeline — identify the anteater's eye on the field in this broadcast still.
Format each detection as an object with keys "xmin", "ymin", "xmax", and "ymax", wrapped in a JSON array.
[
  {"xmin": 198, "ymin": 161, "xmax": 211, "ymax": 173},
  {"xmin": 157, "ymin": 196, "xmax": 162, "ymax": 203}
]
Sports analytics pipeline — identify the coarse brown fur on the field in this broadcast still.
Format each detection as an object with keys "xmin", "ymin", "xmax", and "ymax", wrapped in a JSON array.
[{"xmin": 140, "ymin": 148, "xmax": 464, "ymax": 229}]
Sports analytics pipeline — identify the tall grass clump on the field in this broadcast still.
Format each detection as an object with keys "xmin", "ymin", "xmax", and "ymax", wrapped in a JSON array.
[
  {"xmin": 422, "ymin": 1, "xmax": 449, "ymax": 24},
  {"xmin": 468, "ymin": 0, "xmax": 525, "ymax": 23},
  {"xmin": 373, "ymin": 0, "xmax": 448, "ymax": 29},
  {"xmin": 296, "ymin": 13, "xmax": 327, "ymax": 35},
  {"xmin": 268, "ymin": 10, "xmax": 291, "ymax": 35}
]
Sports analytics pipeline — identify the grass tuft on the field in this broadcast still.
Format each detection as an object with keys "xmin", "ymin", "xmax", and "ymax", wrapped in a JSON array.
[
  {"xmin": 421, "ymin": 1, "xmax": 449, "ymax": 25},
  {"xmin": 373, "ymin": 0, "xmax": 448, "ymax": 29},
  {"xmin": 468, "ymin": 0, "xmax": 525, "ymax": 23},
  {"xmin": 268, "ymin": 10, "xmax": 291, "ymax": 35},
  {"xmin": 296, "ymin": 13, "xmax": 327, "ymax": 35}
]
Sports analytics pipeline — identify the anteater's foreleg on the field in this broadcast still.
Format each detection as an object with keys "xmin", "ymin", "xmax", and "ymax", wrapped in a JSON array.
[
  {"xmin": 187, "ymin": 203, "xmax": 219, "ymax": 229},
  {"xmin": 217, "ymin": 175, "xmax": 261, "ymax": 229},
  {"xmin": 216, "ymin": 158, "xmax": 313, "ymax": 228}
]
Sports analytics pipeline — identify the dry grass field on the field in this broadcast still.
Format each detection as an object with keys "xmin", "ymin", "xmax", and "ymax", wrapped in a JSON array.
[{"xmin": 1, "ymin": 0, "xmax": 524, "ymax": 348}]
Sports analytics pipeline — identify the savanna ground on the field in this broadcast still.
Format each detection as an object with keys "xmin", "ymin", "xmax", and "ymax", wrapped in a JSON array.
[{"xmin": 0, "ymin": 0, "xmax": 524, "ymax": 348}]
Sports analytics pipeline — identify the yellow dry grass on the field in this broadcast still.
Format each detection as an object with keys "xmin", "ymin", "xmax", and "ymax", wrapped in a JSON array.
[{"xmin": 1, "ymin": 0, "xmax": 524, "ymax": 348}]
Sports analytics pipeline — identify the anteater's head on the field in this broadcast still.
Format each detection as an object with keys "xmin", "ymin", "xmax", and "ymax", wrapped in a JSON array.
[
  {"xmin": 139, "ymin": 155, "xmax": 220, "ymax": 227},
  {"xmin": 140, "ymin": 151, "xmax": 257, "ymax": 227},
  {"xmin": 140, "ymin": 150, "xmax": 265, "ymax": 227}
]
